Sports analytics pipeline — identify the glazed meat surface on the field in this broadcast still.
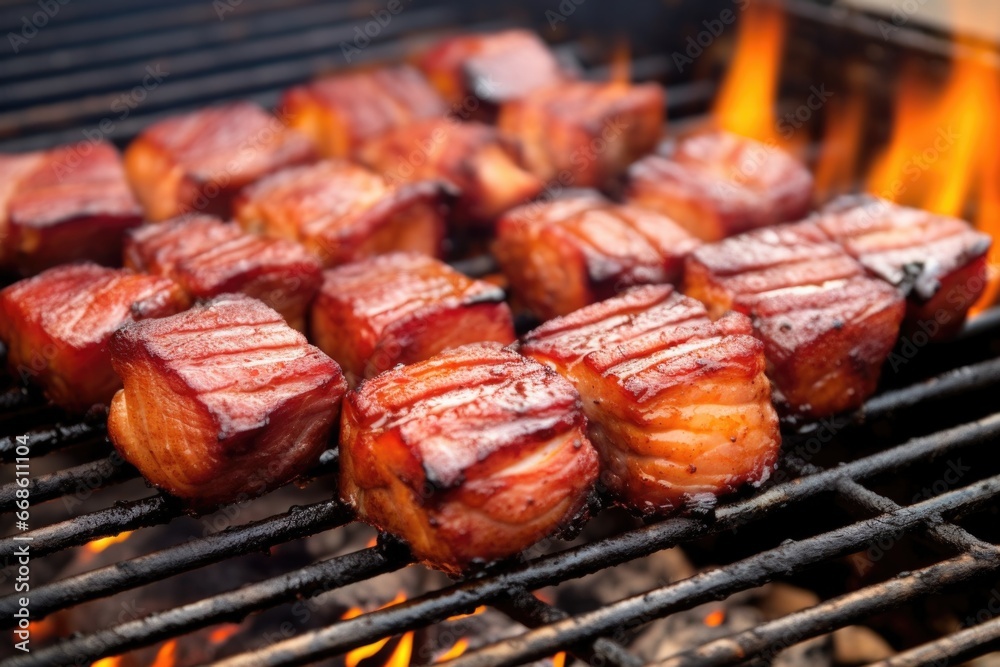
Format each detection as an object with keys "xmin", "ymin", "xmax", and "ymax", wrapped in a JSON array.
[
  {"xmin": 108, "ymin": 295, "xmax": 346, "ymax": 505},
  {"xmin": 1, "ymin": 142, "xmax": 143, "ymax": 275},
  {"xmin": 124, "ymin": 215, "xmax": 322, "ymax": 331},
  {"xmin": 125, "ymin": 101, "xmax": 316, "ymax": 221},
  {"xmin": 279, "ymin": 66, "xmax": 448, "ymax": 158},
  {"xmin": 625, "ymin": 130, "xmax": 814, "ymax": 241},
  {"xmin": 311, "ymin": 252, "xmax": 515, "ymax": 385},
  {"xmin": 493, "ymin": 192, "xmax": 701, "ymax": 319},
  {"xmin": 498, "ymin": 79, "xmax": 664, "ymax": 189},
  {"xmin": 358, "ymin": 118, "xmax": 542, "ymax": 226},
  {"xmin": 521, "ymin": 285, "xmax": 780, "ymax": 516},
  {"xmin": 339, "ymin": 342, "xmax": 599, "ymax": 574},
  {"xmin": 685, "ymin": 223, "xmax": 905, "ymax": 417},
  {"xmin": 0, "ymin": 263, "xmax": 188, "ymax": 412},
  {"xmin": 417, "ymin": 29, "xmax": 572, "ymax": 111},
  {"xmin": 814, "ymin": 195, "xmax": 991, "ymax": 340},
  {"xmin": 234, "ymin": 160, "xmax": 447, "ymax": 266}
]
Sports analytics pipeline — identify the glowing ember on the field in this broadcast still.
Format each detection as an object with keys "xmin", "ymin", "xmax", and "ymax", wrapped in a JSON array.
[
  {"xmin": 85, "ymin": 531, "xmax": 133, "ymax": 554},
  {"xmin": 208, "ymin": 624, "xmax": 241, "ymax": 645},
  {"xmin": 609, "ymin": 40, "xmax": 631, "ymax": 86},
  {"xmin": 713, "ymin": 2, "xmax": 787, "ymax": 144},
  {"xmin": 552, "ymin": 651, "xmax": 567, "ymax": 667},
  {"xmin": 445, "ymin": 606, "xmax": 487, "ymax": 621},
  {"xmin": 150, "ymin": 639, "xmax": 178, "ymax": 667},
  {"xmin": 435, "ymin": 638, "xmax": 469, "ymax": 663},
  {"xmin": 704, "ymin": 609, "xmax": 726, "ymax": 627}
]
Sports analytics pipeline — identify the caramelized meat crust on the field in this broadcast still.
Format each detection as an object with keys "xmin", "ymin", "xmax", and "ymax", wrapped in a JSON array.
[
  {"xmin": 358, "ymin": 118, "xmax": 542, "ymax": 226},
  {"xmin": 234, "ymin": 160, "xmax": 448, "ymax": 266},
  {"xmin": 1, "ymin": 143, "xmax": 143, "ymax": 275},
  {"xmin": 814, "ymin": 195, "xmax": 991, "ymax": 340},
  {"xmin": 339, "ymin": 342, "xmax": 599, "ymax": 574},
  {"xmin": 416, "ymin": 29, "xmax": 572, "ymax": 111},
  {"xmin": 311, "ymin": 253, "xmax": 516, "ymax": 385},
  {"xmin": 625, "ymin": 131, "xmax": 814, "ymax": 241},
  {"xmin": 124, "ymin": 215, "xmax": 322, "ymax": 331},
  {"xmin": 493, "ymin": 192, "xmax": 701, "ymax": 319},
  {"xmin": 521, "ymin": 285, "xmax": 780, "ymax": 516},
  {"xmin": 684, "ymin": 223, "xmax": 905, "ymax": 417},
  {"xmin": 125, "ymin": 102, "xmax": 317, "ymax": 221},
  {"xmin": 498, "ymin": 80, "xmax": 664, "ymax": 189},
  {"xmin": 0, "ymin": 263, "xmax": 188, "ymax": 412},
  {"xmin": 108, "ymin": 295, "xmax": 347, "ymax": 505},
  {"xmin": 279, "ymin": 65, "xmax": 448, "ymax": 158}
]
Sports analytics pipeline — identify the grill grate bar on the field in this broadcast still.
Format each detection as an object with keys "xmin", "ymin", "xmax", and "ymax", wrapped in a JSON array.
[
  {"xmin": 651, "ymin": 551, "xmax": 1000, "ymax": 667},
  {"xmin": 198, "ymin": 416, "xmax": 1000, "ymax": 667},
  {"xmin": 431, "ymin": 478, "xmax": 1000, "ymax": 667},
  {"xmin": 0, "ymin": 454, "xmax": 135, "ymax": 512},
  {"xmin": 492, "ymin": 589, "xmax": 643, "ymax": 667},
  {"xmin": 864, "ymin": 614, "xmax": 1000, "ymax": 667},
  {"xmin": 5, "ymin": 541, "xmax": 412, "ymax": 667},
  {"xmin": 0, "ymin": 422, "xmax": 105, "ymax": 463},
  {"xmin": 0, "ymin": 499, "xmax": 352, "ymax": 622}
]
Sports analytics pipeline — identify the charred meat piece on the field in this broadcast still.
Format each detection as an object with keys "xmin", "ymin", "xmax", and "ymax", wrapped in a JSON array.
[
  {"xmin": 125, "ymin": 102, "xmax": 317, "ymax": 221},
  {"xmin": 417, "ymin": 30, "xmax": 573, "ymax": 113},
  {"xmin": 625, "ymin": 130, "xmax": 814, "ymax": 241},
  {"xmin": 522, "ymin": 285, "xmax": 780, "ymax": 516},
  {"xmin": 493, "ymin": 192, "xmax": 701, "ymax": 319},
  {"xmin": 234, "ymin": 160, "xmax": 447, "ymax": 267},
  {"xmin": 311, "ymin": 252, "xmax": 516, "ymax": 386},
  {"xmin": 124, "ymin": 215, "xmax": 322, "ymax": 331},
  {"xmin": 498, "ymin": 80, "xmax": 664, "ymax": 189},
  {"xmin": 340, "ymin": 342, "xmax": 598, "ymax": 574},
  {"xmin": 814, "ymin": 195, "xmax": 991, "ymax": 340},
  {"xmin": 0, "ymin": 263, "xmax": 188, "ymax": 412},
  {"xmin": 1, "ymin": 142, "xmax": 143, "ymax": 275},
  {"xmin": 108, "ymin": 295, "xmax": 346, "ymax": 505},
  {"xmin": 279, "ymin": 66, "xmax": 448, "ymax": 158},
  {"xmin": 685, "ymin": 223, "xmax": 905, "ymax": 417},
  {"xmin": 358, "ymin": 119, "xmax": 542, "ymax": 226}
]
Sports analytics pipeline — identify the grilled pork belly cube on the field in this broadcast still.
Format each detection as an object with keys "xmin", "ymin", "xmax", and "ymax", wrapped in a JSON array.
[
  {"xmin": 493, "ymin": 193, "xmax": 701, "ymax": 320},
  {"xmin": 0, "ymin": 264, "xmax": 188, "ymax": 412},
  {"xmin": 279, "ymin": 66, "xmax": 448, "ymax": 158},
  {"xmin": 685, "ymin": 223, "xmax": 905, "ymax": 417},
  {"xmin": 311, "ymin": 253, "xmax": 516, "ymax": 386},
  {"xmin": 340, "ymin": 342, "xmax": 599, "ymax": 574},
  {"xmin": 814, "ymin": 195, "xmax": 991, "ymax": 341},
  {"xmin": 125, "ymin": 102, "xmax": 317, "ymax": 221},
  {"xmin": 108, "ymin": 295, "xmax": 346, "ymax": 505},
  {"xmin": 521, "ymin": 285, "xmax": 780, "ymax": 516},
  {"xmin": 124, "ymin": 215, "xmax": 322, "ymax": 331},
  {"xmin": 417, "ymin": 30, "xmax": 572, "ymax": 112},
  {"xmin": 1, "ymin": 142, "xmax": 143, "ymax": 275},
  {"xmin": 358, "ymin": 119, "xmax": 542, "ymax": 226},
  {"xmin": 234, "ymin": 160, "xmax": 447, "ymax": 266},
  {"xmin": 625, "ymin": 131, "xmax": 814, "ymax": 241},
  {"xmin": 498, "ymin": 80, "xmax": 664, "ymax": 189}
]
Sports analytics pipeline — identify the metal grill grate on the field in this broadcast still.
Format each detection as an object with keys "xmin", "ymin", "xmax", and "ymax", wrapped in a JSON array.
[{"xmin": 3, "ymin": 1, "xmax": 1000, "ymax": 666}]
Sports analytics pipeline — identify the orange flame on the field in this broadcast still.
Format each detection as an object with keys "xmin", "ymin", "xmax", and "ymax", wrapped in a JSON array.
[
  {"xmin": 91, "ymin": 657, "xmax": 122, "ymax": 667},
  {"xmin": 704, "ymin": 609, "xmax": 726, "ymax": 627},
  {"xmin": 552, "ymin": 652, "xmax": 567, "ymax": 667},
  {"xmin": 445, "ymin": 606, "xmax": 486, "ymax": 622},
  {"xmin": 85, "ymin": 531, "xmax": 133, "ymax": 555},
  {"xmin": 209, "ymin": 624, "xmax": 241, "ymax": 645},
  {"xmin": 342, "ymin": 592, "xmax": 411, "ymax": 667},
  {"xmin": 814, "ymin": 90, "xmax": 867, "ymax": 200},
  {"xmin": 384, "ymin": 631, "xmax": 414, "ymax": 667},
  {"xmin": 150, "ymin": 639, "xmax": 178, "ymax": 667},
  {"xmin": 609, "ymin": 40, "xmax": 631, "ymax": 86},
  {"xmin": 435, "ymin": 638, "xmax": 469, "ymax": 663},
  {"xmin": 713, "ymin": 2, "xmax": 787, "ymax": 144}
]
